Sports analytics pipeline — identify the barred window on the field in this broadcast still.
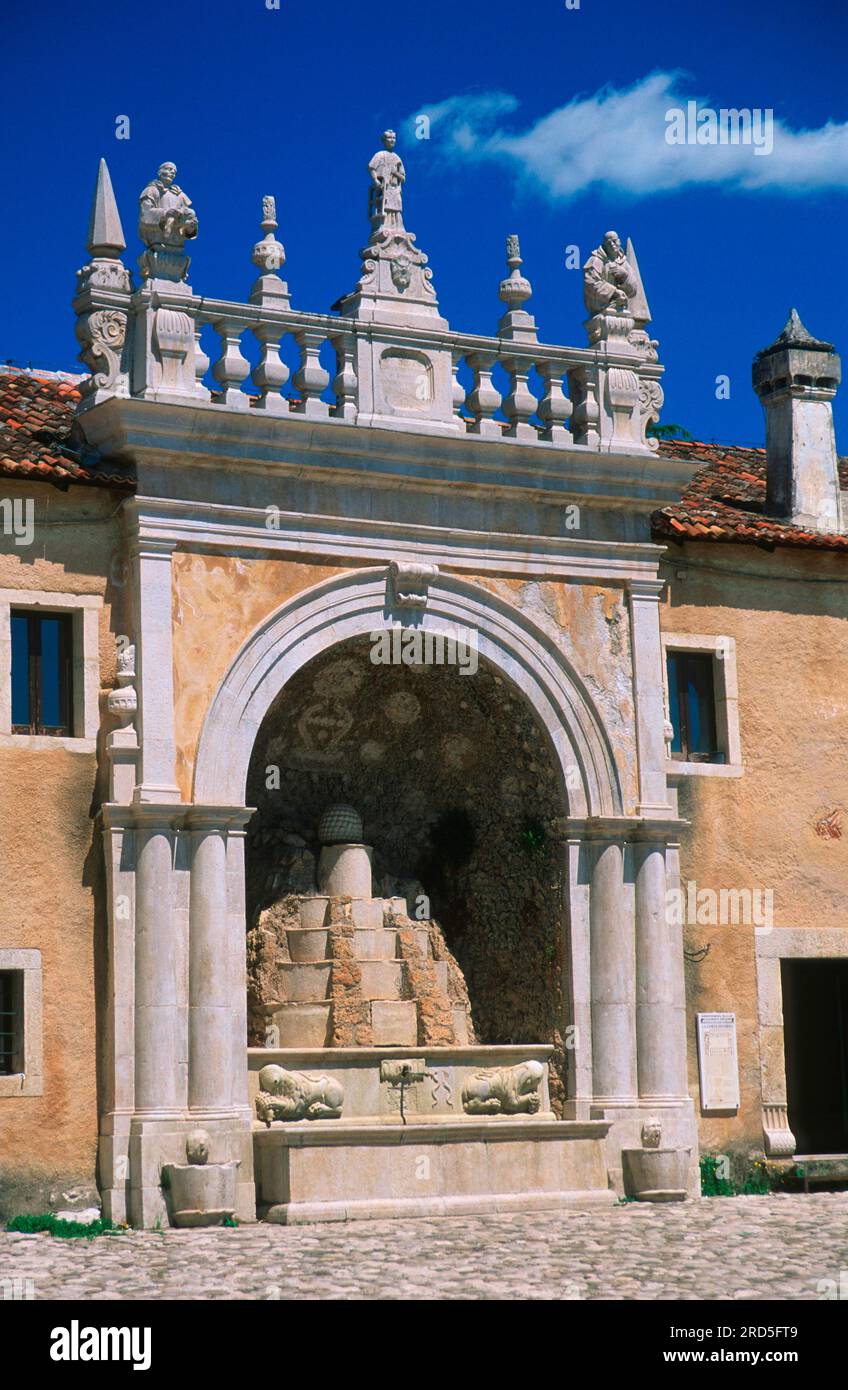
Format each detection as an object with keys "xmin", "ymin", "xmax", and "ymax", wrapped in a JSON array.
[{"xmin": 0, "ymin": 971, "xmax": 23, "ymax": 1076}]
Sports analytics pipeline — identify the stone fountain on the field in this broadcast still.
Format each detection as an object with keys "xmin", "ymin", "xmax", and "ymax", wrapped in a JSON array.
[{"xmin": 248, "ymin": 804, "xmax": 614, "ymax": 1222}]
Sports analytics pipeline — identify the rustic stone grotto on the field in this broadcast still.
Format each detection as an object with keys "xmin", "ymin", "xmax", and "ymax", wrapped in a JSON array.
[{"xmin": 244, "ymin": 635, "xmax": 568, "ymax": 1111}]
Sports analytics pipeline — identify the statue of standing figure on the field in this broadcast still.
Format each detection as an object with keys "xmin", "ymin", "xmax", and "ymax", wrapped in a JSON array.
[
  {"xmin": 368, "ymin": 130, "xmax": 405, "ymax": 228},
  {"xmin": 583, "ymin": 231, "xmax": 638, "ymax": 315},
  {"xmin": 138, "ymin": 162, "xmax": 198, "ymax": 249}
]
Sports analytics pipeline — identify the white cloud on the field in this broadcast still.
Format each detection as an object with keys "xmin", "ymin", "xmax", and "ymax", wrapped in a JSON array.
[{"xmin": 406, "ymin": 73, "xmax": 848, "ymax": 198}]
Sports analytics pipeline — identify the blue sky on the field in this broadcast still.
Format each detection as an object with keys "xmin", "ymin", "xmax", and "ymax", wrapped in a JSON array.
[{"xmin": 2, "ymin": 0, "xmax": 846, "ymax": 445}]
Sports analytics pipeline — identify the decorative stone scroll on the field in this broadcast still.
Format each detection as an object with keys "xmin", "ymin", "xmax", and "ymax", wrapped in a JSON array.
[
  {"xmin": 255, "ymin": 1064, "xmax": 344, "ymax": 1123},
  {"xmin": 461, "ymin": 1060, "xmax": 545, "ymax": 1115}
]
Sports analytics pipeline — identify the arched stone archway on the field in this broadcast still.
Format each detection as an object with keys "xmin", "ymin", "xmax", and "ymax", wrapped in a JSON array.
[{"xmin": 192, "ymin": 566, "xmax": 624, "ymax": 819}]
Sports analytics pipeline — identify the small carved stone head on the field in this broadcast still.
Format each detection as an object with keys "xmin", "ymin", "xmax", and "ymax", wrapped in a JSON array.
[
  {"xmin": 186, "ymin": 1128, "xmax": 210, "ymax": 1165},
  {"xmin": 158, "ymin": 162, "xmax": 177, "ymax": 185},
  {"xmin": 641, "ymin": 1117, "xmax": 662, "ymax": 1149},
  {"xmin": 382, "ymin": 129, "xmax": 397, "ymax": 151}
]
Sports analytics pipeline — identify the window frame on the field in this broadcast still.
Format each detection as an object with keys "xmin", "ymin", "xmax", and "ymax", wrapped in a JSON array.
[
  {"xmin": 661, "ymin": 633, "xmax": 742, "ymax": 779},
  {"xmin": 0, "ymin": 949, "xmax": 42, "ymax": 1097},
  {"xmin": 0, "ymin": 590, "xmax": 101, "ymax": 751},
  {"xmin": 11, "ymin": 609, "xmax": 75, "ymax": 737}
]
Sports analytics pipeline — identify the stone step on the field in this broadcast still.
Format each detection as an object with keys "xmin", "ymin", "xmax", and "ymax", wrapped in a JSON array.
[
  {"xmin": 265, "ymin": 1001, "xmax": 332, "ymax": 1048},
  {"xmin": 286, "ymin": 926, "xmax": 435, "ymax": 965},
  {"xmin": 371, "ymin": 999, "xmax": 418, "ymax": 1046},
  {"xmin": 279, "ymin": 962, "xmax": 332, "ymax": 1002},
  {"xmin": 287, "ymin": 929, "xmax": 330, "ymax": 963},
  {"xmin": 359, "ymin": 961, "xmax": 404, "ymax": 1000}
]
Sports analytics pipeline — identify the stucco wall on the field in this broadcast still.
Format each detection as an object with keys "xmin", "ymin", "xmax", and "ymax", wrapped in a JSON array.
[
  {"xmin": 0, "ymin": 481, "xmax": 128, "ymax": 1215},
  {"xmin": 172, "ymin": 553, "xmax": 354, "ymax": 801},
  {"xmin": 659, "ymin": 542, "xmax": 848, "ymax": 1157}
]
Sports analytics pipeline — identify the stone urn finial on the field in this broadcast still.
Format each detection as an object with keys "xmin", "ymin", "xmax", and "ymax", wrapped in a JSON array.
[{"xmin": 318, "ymin": 804, "xmax": 363, "ymax": 846}]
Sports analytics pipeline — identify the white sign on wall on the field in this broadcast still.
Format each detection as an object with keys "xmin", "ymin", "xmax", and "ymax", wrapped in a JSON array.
[{"xmin": 696, "ymin": 1012, "xmax": 740, "ymax": 1112}]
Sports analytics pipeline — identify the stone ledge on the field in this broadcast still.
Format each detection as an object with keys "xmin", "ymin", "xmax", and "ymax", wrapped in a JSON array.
[{"xmin": 264, "ymin": 1189, "xmax": 617, "ymax": 1224}]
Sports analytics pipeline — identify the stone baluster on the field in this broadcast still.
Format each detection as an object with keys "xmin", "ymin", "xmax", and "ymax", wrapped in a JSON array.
[
  {"xmin": 465, "ymin": 352, "xmax": 502, "ymax": 437},
  {"xmin": 292, "ymin": 328, "xmax": 331, "ymax": 418},
  {"xmin": 537, "ymin": 361, "xmax": 572, "ymax": 444},
  {"xmin": 567, "ymin": 364, "xmax": 601, "ymax": 448},
  {"xmin": 211, "ymin": 320, "xmax": 250, "ymax": 408},
  {"xmin": 253, "ymin": 326, "xmax": 290, "ymax": 414},
  {"xmin": 451, "ymin": 348, "xmax": 467, "ymax": 422},
  {"xmin": 330, "ymin": 330, "xmax": 357, "ymax": 420},
  {"xmin": 500, "ymin": 354, "xmax": 538, "ymax": 440},
  {"xmin": 193, "ymin": 326, "xmax": 211, "ymax": 400}
]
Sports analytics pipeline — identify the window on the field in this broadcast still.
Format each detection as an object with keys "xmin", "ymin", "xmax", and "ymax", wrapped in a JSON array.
[
  {"xmin": 0, "ymin": 951, "xmax": 42, "ymax": 1095},
  {"xmin": 0, "ymin": 970, "xmax": 23, "ymax": 1076},
  {"xmin": 11, "ymin": 610, "xmax": 74, "ymax": 736},
  {"xmin": 666, "ymin": 650, "xmax": 720, "ymax": 763}
]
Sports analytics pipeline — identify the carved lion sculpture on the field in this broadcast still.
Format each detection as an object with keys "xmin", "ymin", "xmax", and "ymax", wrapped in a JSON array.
[
  {"xmin": 461, "ymin": 1060, "xmax": 545, "ymax": 1116},
  {"xmin": 255, "ymin": 1064, "xmax": 344, "ymax": 1125}
]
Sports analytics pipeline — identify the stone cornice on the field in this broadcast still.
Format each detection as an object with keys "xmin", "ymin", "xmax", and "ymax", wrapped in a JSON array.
[
  {"xmin": 125, "ymin": 494, "xmax": 668, "ymax": 583},
  {"xmin": 78, "ymin": 396, "xmax": 695, "ymax": 510}
]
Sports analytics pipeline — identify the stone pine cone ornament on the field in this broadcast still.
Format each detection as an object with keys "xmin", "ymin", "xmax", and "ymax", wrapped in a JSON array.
[{"xmin": 317, "ymin": 804, "xmax": 363, "ymax": 845}]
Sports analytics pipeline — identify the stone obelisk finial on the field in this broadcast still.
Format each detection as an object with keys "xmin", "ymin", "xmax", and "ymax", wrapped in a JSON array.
[{"xmin": 86, "ymin": 158, "xmax": 126, "ymax": 259}]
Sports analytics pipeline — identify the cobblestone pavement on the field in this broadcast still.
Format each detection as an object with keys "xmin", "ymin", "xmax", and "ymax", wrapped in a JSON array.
[{"xmin": 2, "ymin": 1193, "xmax": 847, "ymax": 1300}]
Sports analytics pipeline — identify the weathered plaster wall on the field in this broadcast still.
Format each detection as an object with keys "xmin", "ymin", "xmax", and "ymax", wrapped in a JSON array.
[
  {"xmin": 469, "ymin": 576, "xmax": 638, "ymax": 813},
  {"xmin": 660, "ymin": 542, "xmax": 848, "ymax": 1158},
  {"xmin": 0, "ymin": 481, "xmax": 128, "ymax": 1215},
  {"xmin": 171, "ymin": 553, "xmax": 355, "ymax": 801}
]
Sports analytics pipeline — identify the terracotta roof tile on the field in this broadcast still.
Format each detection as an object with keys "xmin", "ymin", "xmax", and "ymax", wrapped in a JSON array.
[
  {"xmin": 652, "ymin": 439, "xmax": 848, "ymax": 552},
  {"xmin": 0, "ymin": 371, "xmax": 134, "ymax": 491}
]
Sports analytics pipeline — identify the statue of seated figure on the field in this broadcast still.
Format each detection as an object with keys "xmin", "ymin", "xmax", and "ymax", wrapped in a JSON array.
[
  {"xmin": 138, "ymin": 162, "xmax": 198, "ymax": 249},
  {"xmin": 583, "ymin": 231, "xmax": 638, "ymax": 315},
  {"xmin": 255, "ymin": 1064, "xmax": 344, "ymax": 1124},
  {"xmin": 462, "ymin": 1060, "xmax": 545, "ymax": 1115}
]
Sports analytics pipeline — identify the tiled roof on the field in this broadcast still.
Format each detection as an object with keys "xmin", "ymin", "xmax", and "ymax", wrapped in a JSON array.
[
  {"xmin": 3, "ymin": 375, "xmax": 847, "ymax": 553},
  {"xmin": 0, "ymin": 371, "xmax": 134, "ymax": 490},
  {"xmin": 652, "ymin": 439, "xmax": 848, "ymax": 552}
]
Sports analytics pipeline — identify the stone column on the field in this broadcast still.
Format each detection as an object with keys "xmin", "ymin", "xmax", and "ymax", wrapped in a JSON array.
[
  {"xmin": 627, "ymin": 579, "xmax": 673, "ymax": 818},
  {"xmin": 590, "ymin": 839, "xmax": 637, "ymax": 1102},
  {"xmin": 635, "ymin": 839, "xmax": 687, "ymax": 1099},
  {"xmin": 188, "ymin": 815, "xmax": 232, "ymax": 1114},
  {"xmin": 134, "ymin": 811, "xmax": 182, "ymax": 1114},
  {"xmin": 129, "ymin": 526, "xmax": 181, "ymax": 804}
]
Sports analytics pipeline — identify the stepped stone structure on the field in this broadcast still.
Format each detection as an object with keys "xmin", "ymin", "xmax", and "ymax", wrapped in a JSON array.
[{"xmin": 1, "ymin": 134, "xmax": 846, "ymax": 1224}]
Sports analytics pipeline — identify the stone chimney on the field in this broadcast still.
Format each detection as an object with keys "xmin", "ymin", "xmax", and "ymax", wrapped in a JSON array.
[{"xmin": 752, "ymin": 309, "xmax": 843, "ymax": 533}]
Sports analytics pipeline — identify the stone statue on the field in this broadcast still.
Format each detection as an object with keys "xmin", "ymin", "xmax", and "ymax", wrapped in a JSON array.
[
  {"xmin": 583, "ymin": 231, "xmax": 638, "ymax": 316},
  {"xmin": 138, "ymin": 162, "xmax": 198, "ymax": 249},
  {"xmin": 461, "ymin": 1060, "xmax": 545, "ymax": 1115},
  {"xmin": 255, "ymin": 1064, "xmax": 344, "ymax": 1123},
  {"xmin": 368, "ymin": 130, "xmax": 405, "ymax": 228}
]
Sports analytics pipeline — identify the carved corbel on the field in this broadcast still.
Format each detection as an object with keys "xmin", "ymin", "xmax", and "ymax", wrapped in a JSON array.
[{"xmin": 388, "ymin": 560, "xmax": 439, "ymax": 609}]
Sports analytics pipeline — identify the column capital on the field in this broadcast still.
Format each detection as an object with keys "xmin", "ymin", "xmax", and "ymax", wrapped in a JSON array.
[
  {"xmin": 625, "ymin": 577, "xmax": 665, "ymax": 601},
  {"xmin": 186, "ymin": 804, "xmax": 255, "ymax": 833}
]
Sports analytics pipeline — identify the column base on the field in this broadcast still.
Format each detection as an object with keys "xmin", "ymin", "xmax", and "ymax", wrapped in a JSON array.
[
  {"xmin": 589, "ymin": 1097, "xmax": 700, "ymax": 1199},
  {"xmin": 100, "ymin": 1112, "xmax": 256, "ymax": 1228}
]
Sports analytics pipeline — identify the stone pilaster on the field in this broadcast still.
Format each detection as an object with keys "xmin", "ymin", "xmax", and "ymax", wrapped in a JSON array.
[
  {"xmin": 129, "ymin": 531, "xmax": 181, "ymax": 803},
  {"xmin": 627, "ymin": 578, "xmax": 673, "ymax": 818}
]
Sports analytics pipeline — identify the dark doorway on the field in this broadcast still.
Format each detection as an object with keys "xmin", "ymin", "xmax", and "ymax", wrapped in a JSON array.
[{"xmin": 781, "ymin": 959, "xmax": 848, "ymax": 1154}]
